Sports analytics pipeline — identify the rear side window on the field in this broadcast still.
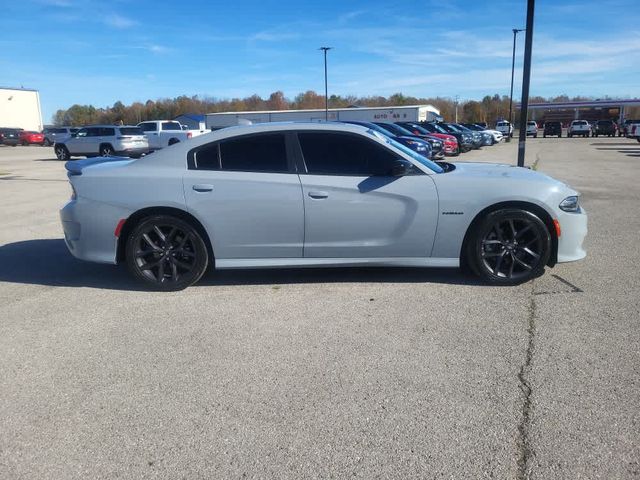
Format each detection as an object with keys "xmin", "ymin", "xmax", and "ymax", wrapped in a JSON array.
[
  {"xmin": 298, "ymin": 132, "xmax": 399, "ymax": 176},
  {"xmin": 162, "ymin": 122, "xmax": 182, "ymax": 131},
  {"xmin": 100, "ymin": 127, "xmax": 115, "ymax": 136},
  {"xmin": 219, "ymin": 134, "xmax": 288, "ymax": 172}
]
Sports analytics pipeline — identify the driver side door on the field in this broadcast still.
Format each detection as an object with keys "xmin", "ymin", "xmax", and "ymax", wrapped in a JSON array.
[{"xmin": 295, "ymin": 131, "xmax": 439, "ymax": 259}]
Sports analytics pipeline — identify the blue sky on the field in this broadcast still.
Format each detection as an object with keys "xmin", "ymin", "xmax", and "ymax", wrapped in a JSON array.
[{"xmin": 2, "ymin": 0, "xmax": 639, "ymax": 122}]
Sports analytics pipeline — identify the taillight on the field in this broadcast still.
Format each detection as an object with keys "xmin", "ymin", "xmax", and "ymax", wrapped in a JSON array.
[{"xmin": 187, "ymin": 132, "xmax": 192, "ymax": 139}]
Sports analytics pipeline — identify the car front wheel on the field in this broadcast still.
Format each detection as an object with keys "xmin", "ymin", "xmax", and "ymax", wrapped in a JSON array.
[
  {"xmin": 125, "ymin": 215, "xmax": 209, "ymax": 291},
  {"xmin": 100, "ymin": 144, "xmax": 114, "ymax": 156},
  {"xmin": 467, "ymin": 209, "xmax": 551, "ymax": 285}
]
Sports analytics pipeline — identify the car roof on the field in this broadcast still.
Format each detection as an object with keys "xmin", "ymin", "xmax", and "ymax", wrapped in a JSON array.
[{"xmin": 135, "ymin": 122, "xmax": 383, "ymax": 168}]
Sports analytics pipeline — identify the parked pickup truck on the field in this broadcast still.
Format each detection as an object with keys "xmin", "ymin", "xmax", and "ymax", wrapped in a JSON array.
[
  {"xmin": 568, "ymin": 120, "xmax": 590, "ymax": 138},
  {"xmin": 593, "ymin": 120, "xmax": 616, "ymax": 137},
  {"xmin": 627, "ymin": 122, "xmax": 640, "ymax": 142},
  {"xmin": 137, "ymin": 120, "xmax": 204, "ymax": 150}
]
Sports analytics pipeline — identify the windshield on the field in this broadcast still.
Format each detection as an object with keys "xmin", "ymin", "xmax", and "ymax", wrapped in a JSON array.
[
  {"xmin": 374, "ymin": 123, "xmax": 414, "ymax": 136},
  {"xmin": 368, "ymin": 130, "xmax": 443, "ymax": 174},
  {"xmin": 429, "ymin": 123, "xmax": 449, "ymax": 134}
]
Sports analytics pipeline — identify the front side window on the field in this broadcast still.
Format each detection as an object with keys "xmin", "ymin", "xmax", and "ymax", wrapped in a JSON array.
[
  {"xmin": 298, "ymin": 132, "xmax": 399, "ymax": 176},
  {"xmin": 219, "ymin": 133, "xmax": 288, "ymax": 172}
]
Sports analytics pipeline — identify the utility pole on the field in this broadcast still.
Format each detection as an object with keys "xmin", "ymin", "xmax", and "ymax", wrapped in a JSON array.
[
  {"xmin": 455, "ymin": 95, "xmax": 459, "ymax": 123},
  {"xmin": 319, "ymin": 47, "xmax": 332, "ymax": 121},
  {"xmin": 517, "ymin": 0, "xmax": 535, "ymax": 167},
  {"xmin": 507, "ymin": 28, "xmax": 525, "ymax": 143}
]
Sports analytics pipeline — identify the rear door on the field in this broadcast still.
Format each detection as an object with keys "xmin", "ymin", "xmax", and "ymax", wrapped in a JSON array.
[
  {"xmin": 66, "ymin": 127, "xmax": 93, "ymax": 154},
  {"xmin": 183, "ymin": 132, "xmax": 304, "ymax": 259},
  {"xmin": 296, "ymin": 131, "xmax": 439, "ymax": 259}
]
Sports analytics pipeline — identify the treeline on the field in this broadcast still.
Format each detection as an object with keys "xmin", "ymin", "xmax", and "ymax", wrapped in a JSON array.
[{"xmin": 51, "ymin": 92, "xmax": 637, "ymax": 126}]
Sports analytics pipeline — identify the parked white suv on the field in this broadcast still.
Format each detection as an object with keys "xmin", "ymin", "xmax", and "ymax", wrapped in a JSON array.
[
  {"xmin": 568, "ymin": 120, "xmax": 591, "ymax": 138},
  {"xmin": 54, "ymin": 125, "xmax": 149, "ymax": 160},
  {"xmin": 495, "ymin": 121, "xmax": 513, "ymax": 137},
  {"xmin": 526, "ymin": 121, "xmax": 538, "ymax": 138}
]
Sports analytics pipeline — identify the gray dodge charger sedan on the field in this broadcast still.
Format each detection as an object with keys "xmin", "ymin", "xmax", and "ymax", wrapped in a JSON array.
[{"xmin": 60, "ymin": 123, "xmax": 587, "ymax": 290}]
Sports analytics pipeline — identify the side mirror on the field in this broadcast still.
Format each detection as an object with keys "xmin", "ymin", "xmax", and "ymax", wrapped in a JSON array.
[{"xmin": 391, "ymin": 160, "xmax": 413, "ymax": 176}]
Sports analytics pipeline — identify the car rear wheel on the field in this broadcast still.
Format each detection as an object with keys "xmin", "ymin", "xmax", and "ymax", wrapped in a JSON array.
[
  {"xmin": 99, "ymin": 144, "xmax": 114, "ymax": 156},
  {"xmin": 125, "ymin": 215, "xmax": 209, "ymax": 291},
  {"xmin": 466, "ymin": 209, "xmax": 551, "ymax": 285},
  {"xmin": 54, "ymin": 144, "xmax": 69, "ymax": 160}
]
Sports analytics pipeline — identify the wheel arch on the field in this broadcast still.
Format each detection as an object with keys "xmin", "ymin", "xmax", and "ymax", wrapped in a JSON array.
[
  {"xmin": 116, "ymin": 206, "xmax": 214, "ymax": 265},
  {"xmin": 168, "ymin": 138, "xmax": 180, "ymax": 146},
  {"xmin": 460, "ymin": 200, "xmax": 558, "ymax": 268}
]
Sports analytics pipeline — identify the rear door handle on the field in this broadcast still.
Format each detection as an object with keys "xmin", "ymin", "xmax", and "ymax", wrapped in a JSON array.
[
  {"xmin": 308, "ymin": 191, "xmax": 328, "ymax": 199},
  {"xmin": 192, "ymin": 184, "xmax": 213, "ymax": 192}
]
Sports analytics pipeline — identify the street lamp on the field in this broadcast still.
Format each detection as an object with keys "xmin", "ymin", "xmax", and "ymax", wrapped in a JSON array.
[
  {"xmin": 507, "ymin": 28, "xmax": 525, "ymax": 142},
  {"xmin": 319, "ymin": 47, "xmax": 332, "ymax": 121}
]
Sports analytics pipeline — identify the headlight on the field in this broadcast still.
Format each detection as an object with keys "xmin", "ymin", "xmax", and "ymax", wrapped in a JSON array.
[{"xmin": 559, "ymin": 196, "xmax": 580, "ymax": 213}]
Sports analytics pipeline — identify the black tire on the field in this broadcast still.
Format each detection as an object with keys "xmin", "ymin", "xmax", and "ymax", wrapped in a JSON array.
[
  {"xmin": 559, "ymin": 133, "xmax": 562, "ymax": 137},
  {"xmin": 99, "ymin": 144, "xmax": 114, "ymax": 156},
  {"xmin": 543, "ymin": 134, "xmax": 546, "ymax": 138},
  {"xmin": 44, "ymin": 138, "xmax": 52, "ymax": 147},
  {"xmin": 54, "ymin": 144, "xmax": 70, "ymax": 160},
  {"xmin": 125, "ymin": 215, "xmax": 209, "ymax": 291},
  {"xmin": 533, "ymin": 134, "xmax": 537, "ymax": 138},
  {"xmin": 466, "ymin": 209, "xmax": 551, "ymax": 285},
  {"xmin": 21, "ymin": 141, "xmax": 28, "ymax": 146}
]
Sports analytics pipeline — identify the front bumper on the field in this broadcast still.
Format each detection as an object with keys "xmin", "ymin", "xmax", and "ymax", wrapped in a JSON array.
[{"xmin": 556, "ymin": 208, "xmax": 588, "ymax": 263}]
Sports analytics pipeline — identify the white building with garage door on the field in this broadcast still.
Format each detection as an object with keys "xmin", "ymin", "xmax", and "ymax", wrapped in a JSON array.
[{"xmin": 0, "ymin": 87, "xmax": 43, "ymax": 131}]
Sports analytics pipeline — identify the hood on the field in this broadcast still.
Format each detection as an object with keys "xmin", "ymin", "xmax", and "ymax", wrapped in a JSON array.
[{"xmin": 451, "ymin": 162, "xmax": 568, "ymax": 187}]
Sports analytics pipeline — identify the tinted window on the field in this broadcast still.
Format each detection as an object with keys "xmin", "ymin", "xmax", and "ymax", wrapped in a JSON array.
[
  {"xmin": 299, "ymin": 132, "xmax": 399, "ymax": 176},
  {"xmin": 76, "ymin": 128, "xmax": 88, "ymax": 137},
  {"xmin": 194, "ymin": 143, "xmax": 220, "ymax": 170},
  {"xmin": 119, "ymin": 127, "xmax": 143, "ymax": 135},
  {"xmin": 138, "ymin": 123, "xmax": 157, "ymax": 132},
  {"xmin": 100, "ymin": 127, "xmax": 115, "ymax": 136},
  {"xmin": 219, "ymin": 134, "xmax": 287, "ymax": 172},
  {"xmin": 162, "ymin": 122, "xmax": 182, "ymax": 131}
]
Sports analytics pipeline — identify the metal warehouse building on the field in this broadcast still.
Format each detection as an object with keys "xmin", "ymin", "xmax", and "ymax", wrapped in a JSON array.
[
  {"xmin": 0, "ymin": 87, "xmax": 43, "ymax": 132},
  {"xmin": 205, "ymin": 105, "xmax": 441, "ymax": 129}
]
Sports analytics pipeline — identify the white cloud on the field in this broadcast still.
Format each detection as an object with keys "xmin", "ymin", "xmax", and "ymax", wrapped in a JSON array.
[{"xmin": 103, "ymin": 14, "xmax": 137, "ymax": 29}]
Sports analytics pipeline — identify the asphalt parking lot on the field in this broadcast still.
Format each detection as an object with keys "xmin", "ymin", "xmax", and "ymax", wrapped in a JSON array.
[{"xmin": 1, "ymin": 137, "xmax": 639, "ymax": 479}]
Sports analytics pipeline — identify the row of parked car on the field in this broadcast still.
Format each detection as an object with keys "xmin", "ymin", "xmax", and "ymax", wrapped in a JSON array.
[
  {"xmin": 493, "ymin": 118, "xmax": 640, "ymax": 139},
  {"xmin": 0, "ymin": 128, "xmax": 48, "ymax": 146}
]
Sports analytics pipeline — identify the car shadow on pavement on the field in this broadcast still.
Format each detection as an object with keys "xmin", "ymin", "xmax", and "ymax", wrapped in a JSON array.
[{"xmin": 0, "ymin": 238, "xmax": 485, "ymax": 290}]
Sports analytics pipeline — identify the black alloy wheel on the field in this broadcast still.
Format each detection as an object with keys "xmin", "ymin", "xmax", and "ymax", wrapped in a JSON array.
[
  {"xmin": 126, "ymin": 215, "xmax": 209, "ymax": 291},
  {"xmin": 100, "ymin": 144, "xmax": 114, "ymax": 156},
  {"xmin": 54, "ymin": 144, "xmax": 69, "ymax": 160},
  {"xmin": 468, "ymin": 209, "xmax": 550, "ymax": 285}
]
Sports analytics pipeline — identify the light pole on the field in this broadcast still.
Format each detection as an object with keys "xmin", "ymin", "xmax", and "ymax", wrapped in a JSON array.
[
  {"xmin": 455, "ymin": 95, "xmax": 459, "ymax": 123},
  {"xmin": 517, "ymin": 0, "xmax": 535, "ymax": 168},
  {"xmin": 507, "ymin": 28, "xmax": 525, "ymax": 142},
  {"xmin": 319, "ymin": 47, "xmax": 332, "ymax": 121}
]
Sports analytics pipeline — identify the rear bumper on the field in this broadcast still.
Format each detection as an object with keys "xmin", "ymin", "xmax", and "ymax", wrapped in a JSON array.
[
  {"xmin": 115, "ymin": 146, "xmax": 149, "ymax": 157},
  {"xmin": 60, "ymin": 198, "xmax": 130, "ymax": 264}
]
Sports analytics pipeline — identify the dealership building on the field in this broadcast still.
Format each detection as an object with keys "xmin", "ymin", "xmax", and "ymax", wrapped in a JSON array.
[{"xmin": 0, "ymin": 86, "xmax": 43, "ymax": 132}]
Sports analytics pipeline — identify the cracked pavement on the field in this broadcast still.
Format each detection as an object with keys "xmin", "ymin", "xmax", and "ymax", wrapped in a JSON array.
[{"xmin": 1, "ymin": 138, "xmax": 639, "ymax": 479}]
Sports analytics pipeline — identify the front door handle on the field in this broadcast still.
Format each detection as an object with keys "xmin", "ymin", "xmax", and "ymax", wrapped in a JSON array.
[
  {"xmin": 308, "ymin": 191, "xmax": 328, "ymax": 199},
  {"xmin": 192, "ymin": 184, "xmax": 213, "ymax": 192}
]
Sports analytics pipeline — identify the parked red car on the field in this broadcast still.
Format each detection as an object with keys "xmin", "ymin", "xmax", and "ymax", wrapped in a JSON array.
[{"xmin": 19, "ymin": 131, "xmax": 45, "ymax": 146}]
